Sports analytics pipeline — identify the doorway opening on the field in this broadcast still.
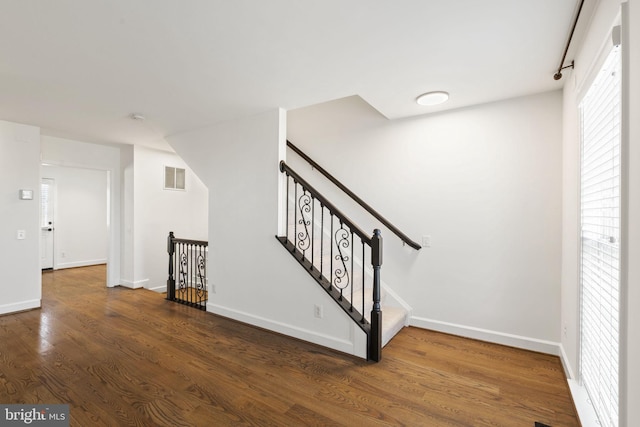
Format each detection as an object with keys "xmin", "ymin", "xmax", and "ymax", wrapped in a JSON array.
[{"xmin": 40, "ymin": 165, "xmax": 109, "ymax": 285}]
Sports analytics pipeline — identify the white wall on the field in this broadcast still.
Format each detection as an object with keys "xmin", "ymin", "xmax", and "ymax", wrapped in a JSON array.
[
  {"xmin": 0, "ymin": 120, "xmax": 41, "ymax": 314},
  {"xmin": 41, "ymin": 135, "xmax": 121, "ymax": 286},
  {"xmin": 288, "ymin": 91, "xmax": 563, "ymax": 352},
  {"xmin": 167, "ymin": 109, "xmax": 368, "ymax": 358},
  {"xmin": 131, "ymin": 145, "xmax": 208, "ymax": 291},
  {"xmin": 41, "ymin": 165, "xmax": 108, "ymax": 269}
]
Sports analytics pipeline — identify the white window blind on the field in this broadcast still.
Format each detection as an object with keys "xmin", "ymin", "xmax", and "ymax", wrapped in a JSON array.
[{"xmin": 579, "ymin": 44, "xmax": 621, "ymax": 427}]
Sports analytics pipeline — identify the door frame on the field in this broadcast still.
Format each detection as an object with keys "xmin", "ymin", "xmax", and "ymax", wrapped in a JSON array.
[{"xmin": 40, "ymin": 161, "xmax": 119, "ymax": 287}]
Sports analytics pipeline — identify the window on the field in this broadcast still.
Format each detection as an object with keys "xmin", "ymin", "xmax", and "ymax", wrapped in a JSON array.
[
  {"xmin": 164, "ymin": 166, "xmax": 186, "ymax": 190},
  {"xmin": 579, "ymin": 42, "xmax": 621, "ymax": 427}
]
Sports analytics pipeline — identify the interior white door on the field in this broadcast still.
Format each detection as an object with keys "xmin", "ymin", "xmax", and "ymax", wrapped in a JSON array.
[{"xmin": 41, "ymin": 178, "xmax": 55, "ymax": 269}]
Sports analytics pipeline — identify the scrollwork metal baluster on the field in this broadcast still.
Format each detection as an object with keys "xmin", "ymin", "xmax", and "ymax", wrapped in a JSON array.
[
  {"xmin": 333, "ymin": 222, "xmax": 351, "ymax": 298},
  {"xmin": 179, "ymin": 246, "xmax": 188, "ymax": 296},
  {"xmin": 196, "ymin": 251, "xmax": 206, "ymax": 300},
  {"xmin": 297, "ymin": 189, "xmax": 312, "ymax": 253}
]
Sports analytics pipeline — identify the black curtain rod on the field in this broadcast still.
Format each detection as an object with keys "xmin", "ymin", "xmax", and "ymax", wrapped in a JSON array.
[{"xmin": 554, "ymin": 0, "xmax": 585, "ymax": 80}]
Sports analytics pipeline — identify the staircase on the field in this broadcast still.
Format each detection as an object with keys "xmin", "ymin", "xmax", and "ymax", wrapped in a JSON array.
[{"xmin": 277, "ymin": 142, "xmax": 415, "ymax": 361}]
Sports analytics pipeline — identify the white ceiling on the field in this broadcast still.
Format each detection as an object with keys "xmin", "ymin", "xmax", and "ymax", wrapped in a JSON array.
[{"xmin": 0, "ymin": 1, "xmax": 584, "ymax": 150}]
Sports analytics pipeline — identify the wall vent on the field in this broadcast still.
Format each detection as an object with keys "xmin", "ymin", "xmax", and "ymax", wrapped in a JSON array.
[{"xmin": 164, "ymin": 166, "xmax": 186, "ymax": 190}]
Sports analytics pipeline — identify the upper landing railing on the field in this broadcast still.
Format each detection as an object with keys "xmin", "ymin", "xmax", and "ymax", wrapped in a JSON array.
[{"xmin": 167, "ymin": 232, "xmax": 208, "ymax": 310}]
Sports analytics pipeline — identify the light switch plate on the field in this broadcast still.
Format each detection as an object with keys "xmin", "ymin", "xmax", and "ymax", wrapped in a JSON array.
[{"xmin": 19, "ymin": 189, "xmax": 33, "ymax": 200}]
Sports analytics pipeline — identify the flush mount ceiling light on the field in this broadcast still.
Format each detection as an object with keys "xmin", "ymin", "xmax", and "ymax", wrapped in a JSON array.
[
  {"xmin": 416, "ymin": 91, "xmax": 449, "ymax": 106},
  {"xmin": 130, "ymin": 113, "xmax": 146, "ymax": 121}
]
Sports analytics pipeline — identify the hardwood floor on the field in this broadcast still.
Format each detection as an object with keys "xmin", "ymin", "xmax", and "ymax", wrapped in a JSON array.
[{"xmin": 0, "ymin": 265, "xmax": 579, "ymax": 426}]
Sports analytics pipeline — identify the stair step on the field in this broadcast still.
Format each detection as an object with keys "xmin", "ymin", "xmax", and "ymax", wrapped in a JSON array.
[
  {"xmin": 352, "ymin": 288, "xmax": 407, "ymax": 347},
  {"xmin": 381, "ymin": 305, "xmax": 407, "ymax": 347}
]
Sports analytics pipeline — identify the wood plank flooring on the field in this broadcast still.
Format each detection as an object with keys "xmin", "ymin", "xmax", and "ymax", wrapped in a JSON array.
[{"xmin": 0, "ymin": 265, "xmax": 579, "ymax": 426}]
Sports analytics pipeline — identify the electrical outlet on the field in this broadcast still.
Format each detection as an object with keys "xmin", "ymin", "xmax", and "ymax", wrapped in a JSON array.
[
  {"xmin": 210, "ymin": 283, "xmax": 216, "ymax": 294},
  {"xmin": 16, "ymin": 230, "xmax": 26, "ymax": 240},
  {"xmin": 61, "ymin": 251, "xmax": 66, "ymax": 258},
  {"xmin": 422, "ymin": 235, "xmax": 431, "ymax": 248},
  {"xmin": 563, "ymin": 324, "xmax": 567, "ymax": 338},
  {"xmin": 314, "ymin": 304, "xmax": 323, "ymax": 319}
]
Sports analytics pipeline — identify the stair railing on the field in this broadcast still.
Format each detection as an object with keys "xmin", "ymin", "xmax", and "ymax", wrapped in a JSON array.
[
  {"xmin": 287, "ymin": 140, "xmax": 421, "ymax": 250},
  {"xmin": 167, "ymin": 231, "xmax": 208, "ymax": 310},
  {"xmin": 277, "ymin": 161, "xmax": 382, "ymax": 361}
]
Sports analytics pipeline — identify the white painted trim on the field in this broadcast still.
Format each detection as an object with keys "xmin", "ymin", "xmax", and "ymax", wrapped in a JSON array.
[
  {"xmin": 410, "ymin": 316, "xmax": 561, "ymax": 355},
  {"xmin": 559, "ymin": 343, "xmax": 576, "ymax": 380},
  {"xmin": 208, "ymin": 303, "xmax": 359, "ymax": 357},
  {"xmin": 0, "ymin": 299, "xmax": 40, "ymax": 315},
  {"xmin": 119, "ymin": 278, "xmax": 148, "ymax": 289},
  {"xmin": 148, "ymin": 285, "xmax": 166, "ymax": 293},
  {"xmin": 39, "ymin": 157, "xmax": 120, "ymax": 290},
  {"xmin": 568, "ymin": 379, "xmax": 601, "ymax": 427},
  {"xmin": 55, "ymin": 259, "xmax": 107, "ymax": 270}
]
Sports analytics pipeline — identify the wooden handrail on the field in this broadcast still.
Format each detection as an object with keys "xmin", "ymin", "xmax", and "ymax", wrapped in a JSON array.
[{"xmin": 286, "ymin": 140, "xmax": 421, "ymax": 250}]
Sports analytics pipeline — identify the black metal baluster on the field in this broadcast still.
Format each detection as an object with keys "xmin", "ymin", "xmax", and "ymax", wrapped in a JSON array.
[
  {"xmin": 320, "ymin": 205, "xmax": 324, "ymax": 278},
  {"xmin": 350, "ymin": 231, "xmax": 354, "ymax": 312},
  {"xmin": 310, "ymin": 196, "xmax": 315, "ymax": 270},
  {"xmin": 286, "ymin": 174, "xmax": 290, "ymax": 243},
  {"xmin": 294, "ymin": 181, "xmax": 298, "ymax": 251},
  {"xmin": 191, "ymin": 244, "xmax": 195, "ymax": 306},
  {"xmin": 361, "ymin": 240, "xmax": 366, "ymax": 323},
  {"xmin": 184, "ymin": 243, "xmax": 188, "ymax": 305},
  {"xmin": 330, "ymin": 214, "xmax": 334, "ymax": 291},
  {"xmin": 175, "ymin": 245, "xmax": 179, "ymax": 300}
]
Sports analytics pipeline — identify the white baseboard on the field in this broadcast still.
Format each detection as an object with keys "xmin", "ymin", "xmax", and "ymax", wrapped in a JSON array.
[
  {"xmin": 208, "ymin": 303, "xmax": 357, "ymax": 356},
  {"xmin": 410, "ymin": 316, "xmax": 561, "ymax": 355},
  {"xmin": 148, "ymin": 285, "xmax": 166, "ymax": 293},
  {"xmin": 55, "ymin": 259, "xmax": 107, "ymax": 270},
  {"xmin": 119, "ymin": 278, "xmax": 148, "ymax": 289},
  {"xmin": 0, "ymin": 299, "xmax": 40, "ymax": 315},
  {"xmin": 558, "ymin": 343, "xmax": 576, "ymax": 380}
]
